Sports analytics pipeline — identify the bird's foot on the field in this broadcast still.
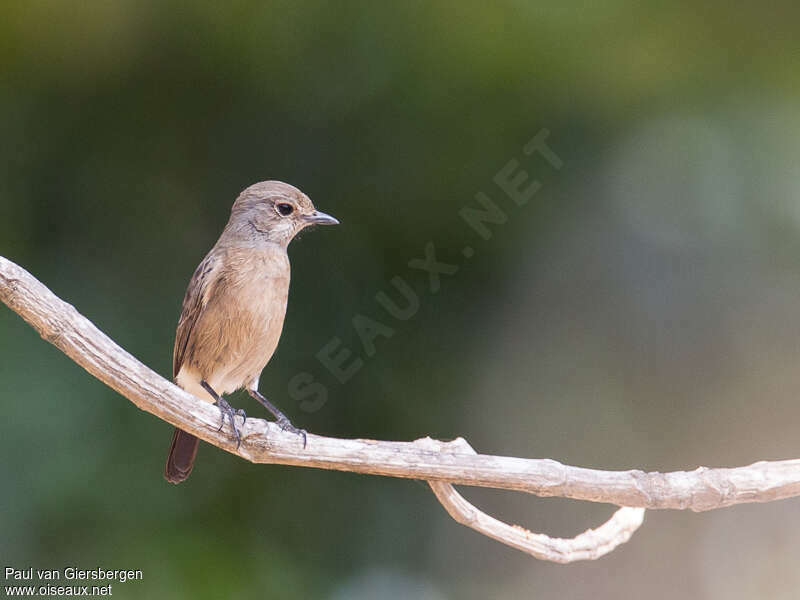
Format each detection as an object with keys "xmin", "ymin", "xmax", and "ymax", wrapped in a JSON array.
[
  {"xmin": 214, "ymin": 397, "xmax": 245, "ymax": 448},
  {"xmin": 247, "ymin": 388, "xmax": 307, "ymax": 449},
  {"xmin": 275, "ymin": 415, "xmax": 307, "ymax": 449}
]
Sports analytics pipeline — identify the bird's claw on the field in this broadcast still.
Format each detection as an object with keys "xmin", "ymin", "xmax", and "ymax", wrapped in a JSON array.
[
  {"xmin": 215, "ymin": 398, "xmax": 244, "ymax": 448},
  {"xmin": 276, "ymin": 416, "xmax": 307, "ymax": 449}
]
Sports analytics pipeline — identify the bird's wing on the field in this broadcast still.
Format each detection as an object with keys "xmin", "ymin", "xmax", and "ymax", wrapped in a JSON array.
[{"xmin": 172, "ymin": 251, "xmax": 221, "ymax": 379}]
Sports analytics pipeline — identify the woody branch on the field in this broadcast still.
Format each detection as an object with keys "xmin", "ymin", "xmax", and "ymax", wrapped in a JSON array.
[{"xmin": 2, "ymin": 255, "xmax": 800, "ymax": 563}]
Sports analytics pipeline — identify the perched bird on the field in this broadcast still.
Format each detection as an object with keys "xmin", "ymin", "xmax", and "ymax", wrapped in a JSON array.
[{"xmin": 164, "ymin": 181, "xmax": 338, "ymax": 484}]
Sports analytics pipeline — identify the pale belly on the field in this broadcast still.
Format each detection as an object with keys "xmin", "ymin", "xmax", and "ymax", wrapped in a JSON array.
[{"xmin": 178, "ymin": 249, "xmax": 290, "ymax": 400}]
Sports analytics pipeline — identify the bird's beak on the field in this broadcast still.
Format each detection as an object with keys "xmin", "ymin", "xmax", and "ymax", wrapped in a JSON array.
[{"xmin": 305, "ymin": 210, "xmax": 339, "ymax": 226}]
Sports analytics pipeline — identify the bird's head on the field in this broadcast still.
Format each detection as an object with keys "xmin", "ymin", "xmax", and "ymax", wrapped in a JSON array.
[{"xmin": 228, "ymin": 180, "xmax": 339, "ymax": 246}]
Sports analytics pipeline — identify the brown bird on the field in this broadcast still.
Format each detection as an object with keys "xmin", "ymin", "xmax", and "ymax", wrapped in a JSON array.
[{"xmin": 164, "ymin": 181, "xmax": 338, "ymax": 484}]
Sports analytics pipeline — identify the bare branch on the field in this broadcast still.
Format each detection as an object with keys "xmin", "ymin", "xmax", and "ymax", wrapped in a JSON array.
[
  {"xmin": 424, "ymin": 436, "xmax": 646, "ymax": 562},
  {"xmin": 2, "ymin": 254, "xmax": 800, "ymax": 563},
  {"xmin": 429, "ymin": 481, "xmax": 645, "ymax": 563}
]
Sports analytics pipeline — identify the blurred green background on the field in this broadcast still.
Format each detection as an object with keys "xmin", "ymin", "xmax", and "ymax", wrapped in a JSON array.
[{"xmin": 3, "ymin": 1, "xmax": 800, "ymax": 598}]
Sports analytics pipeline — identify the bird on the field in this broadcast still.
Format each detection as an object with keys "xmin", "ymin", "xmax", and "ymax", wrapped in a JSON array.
[{"xmin": 164, "ymin": 180, "xmax": 338, "ymax": 484}]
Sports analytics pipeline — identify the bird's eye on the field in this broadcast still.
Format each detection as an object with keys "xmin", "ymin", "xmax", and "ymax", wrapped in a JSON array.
[{"xmin": 276, "ymin": 203, "xmax": 294, "ymax": 216}]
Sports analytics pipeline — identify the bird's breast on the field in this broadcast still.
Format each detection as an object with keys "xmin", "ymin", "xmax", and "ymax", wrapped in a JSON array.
[
  {"xmin": 221, "ymin": 247, "xmax": 291, "ymax": 351},
  {"xmin": 185, "ymin": 246, "xmax": 291, "ymax": 394}
]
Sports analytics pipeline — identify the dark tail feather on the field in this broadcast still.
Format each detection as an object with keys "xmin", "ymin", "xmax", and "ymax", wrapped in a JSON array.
[{"xmin": 164, "ymin": 428, "xmax": 200, "ymax": 484}]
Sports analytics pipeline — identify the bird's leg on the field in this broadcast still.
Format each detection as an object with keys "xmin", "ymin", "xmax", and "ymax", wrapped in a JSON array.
[
  {"xmin": 200, "ymin": 380, "xmax": 245, "ymax": 448},
  {"xmin": 247, "ymin": 389, "xmax": 307, "ymax": 448}
]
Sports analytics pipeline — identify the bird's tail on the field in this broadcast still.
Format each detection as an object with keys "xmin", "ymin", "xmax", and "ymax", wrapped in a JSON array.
[{"xmin": 164, "ymin": 428, "xmax": 200, "ymax": 484}]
